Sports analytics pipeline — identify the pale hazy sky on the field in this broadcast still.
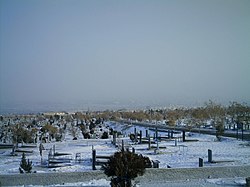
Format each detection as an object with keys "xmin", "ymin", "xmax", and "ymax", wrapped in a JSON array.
[{"xmin": 0, "ymin": 0, "xmax": 250, "ymax": 113}]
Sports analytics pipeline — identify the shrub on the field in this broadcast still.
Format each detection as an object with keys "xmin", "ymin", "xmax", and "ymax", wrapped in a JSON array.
[
  {"xmin": 102, "ymin": 150, "xmax": 151, "ymax": 187},
  {"xmin": 19, "ymin": 152, "xmax": 32, "ymax": 173},
  {"xmin": 101, "ymin": 131, "xmax": 109, "ymax": 139}
]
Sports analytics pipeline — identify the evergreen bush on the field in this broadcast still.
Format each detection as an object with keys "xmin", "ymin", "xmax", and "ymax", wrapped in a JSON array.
[
  {"xmin": 19, "ymin": 152, "xmax": 32, "ymax": 173},
  {"xmin": 102, "ymin": 150, "xmax": 151, "ymax": 187}
]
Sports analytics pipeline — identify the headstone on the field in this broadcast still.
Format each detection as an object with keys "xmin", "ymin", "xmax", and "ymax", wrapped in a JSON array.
[
  {"xmin": 208, "ymin": 149, "xmax": 212, "ymax": 163},
  {"xmin": 246, "ymin": 177, "xmax": 250, "ymax": 187},
  {"xmin": 199, "ymin": 158, "xmax": 203, "ymax": 167}
]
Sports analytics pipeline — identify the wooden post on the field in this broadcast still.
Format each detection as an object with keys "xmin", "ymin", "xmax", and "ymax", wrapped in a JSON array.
[
  {"xmin": 208, "ymin": 149, "xmax": 212, "ymax": 163},
  {"xmin": 146, "ymin": 130, "xmax": 148, "ymax": 138},
  {"xmin": 53, "ymin": 145, "xmax": 55, "ymax": 156},
  {"xmin": 171, "ymin": 130, "xmax": 173, "ymax": 139},
  {"xmin": 148, "ymin": 135, "xmax": 151, "ymax": 150},
  {"xmin": 236, "ymin": 122, "xmax": 239, "ymax": 140},
  {"xmin": 182, "ymin": 131, "xmax": 186, "ymax": 142},
  {"xmin": 199, "ymin": 158, "xmax": 203, "ymax": 167},
  {"xmin": 139, "ymin": 130, "xmax": 142, "ymax": 144},
  {"xmin": 134, "ymin": 128, "xmax": 137, "ymax": 142},
  {"xmin": 122, "ymin": 140, "xmax": 124, "ymax": 151},
  {"xmin": 175, "ymin": 139, "xmax": 177, "ymax": 146},
  {"xmin": 155, "ymin": 128, "xmax": 158, "ymax": 141},
  {"xmin": 92, "ymin": 149, "xmax": 96, "ymax": 170},
  {"xmin": 132, "ymin": 147, "xmax": 135, "ymax": 153},
  {"xmin": 168, "ymin": 130, "xmax": 170, "ymax": 139},
  {"xmin": 113, "ymin": 132, "xmax": 117, "ymax": 146},
  {"xmin": 242, "ymin": 123, "xmax": 244, "ymax": 141}
]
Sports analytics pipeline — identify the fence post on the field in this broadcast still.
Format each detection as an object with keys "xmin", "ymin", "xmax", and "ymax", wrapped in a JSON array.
[
  {"xmin": 53, "ymin": 145, "xmax": 55, "ymax": 156},
  {"xmin": 92, "ymin": 149, "xmax": 96, "ymax": 170},
  {"xmin": 208, "ymin": 149, "xmax": 212, "ymax": 163},
  {"xmin": 132, "ymin": 147, "xmax": 135, "ymax": 153},
  {"xmin": 199, "ymin": 158, "xmax": 203, "ymax": 167},
  {"xmin": 182, "ymin": 131, "xmax": 186, "ymax": 142},
  {"xmin": 146, "ymin": 130, "xmax": 148, "ymax": 138},
  {"xmin": 139, "ymin": 130, "xmax": 142, "ymax": 144},
  {"xmin": 148, "ymin": 135, "xmax": 151, "ymax": 150},
  {"xmin": 168, "ymin": 130, "xmax": 170, "ymax": 139},
  {"xmin": 175, "ymin": 139, "xmax": 177, "ymax": 146},
  {"xmin": 113, "ymin": 132, "xmax": 117, "ymax": 146},
  {"xmin": 122, "ymin": 140, "xmax": 124, "ymax": 151},
  {"xmin": 134, "ymin": 128, "xmax": 137, "ymax": 142},
  {"xmin": 242, "ymin": 123, "xmax": 244, "ymax": 141},
  {"xmin": 155, "ymin": 128, "xmax": 158, "ymax": 141}
]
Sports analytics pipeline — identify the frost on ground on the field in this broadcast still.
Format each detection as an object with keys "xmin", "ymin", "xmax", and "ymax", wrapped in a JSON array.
[
  {"xmin": 15, "ymin": 179, "xmax": 110, "ymax": 187},
  {"xmin": 0, "ymin": 122, "xmax": 250, "ymax": 174},
  {"xmin": 206, "ymin": 177, "xmax": 246, "ymax": 186}
]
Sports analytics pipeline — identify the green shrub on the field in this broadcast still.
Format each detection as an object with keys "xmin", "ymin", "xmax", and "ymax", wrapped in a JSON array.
[
  {"xmin": 102, "ymin": 150, "xmax": 151, "ymax": 187},
  {"xmin": 19, "ymin": 152, "xmax": 32, "ymax": 173}
]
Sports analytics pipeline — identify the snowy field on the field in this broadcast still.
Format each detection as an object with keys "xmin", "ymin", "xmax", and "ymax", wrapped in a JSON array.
[{"xmin": 0, "ymin": 122, "xmax": 250, "ymax": 175}]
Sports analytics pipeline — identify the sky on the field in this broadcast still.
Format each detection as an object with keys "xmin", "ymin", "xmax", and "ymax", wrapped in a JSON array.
[{"xmin": 0, "ymin": 0, "xmax": 250, "ymax": 113}]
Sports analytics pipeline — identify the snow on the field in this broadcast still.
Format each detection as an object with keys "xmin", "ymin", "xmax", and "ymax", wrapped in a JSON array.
[
  {"xmin": 0, "ymin": 121, "xmax": 250, "ymax": 175},
  {"xmin": 14, "ymin": 179, "xmax": 110, "ymax": 187}
]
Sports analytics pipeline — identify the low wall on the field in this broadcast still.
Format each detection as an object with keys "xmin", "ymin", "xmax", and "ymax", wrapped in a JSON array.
[{"xmin": 1, "ymin": 165, "xmax": 250, "ymax": 186}]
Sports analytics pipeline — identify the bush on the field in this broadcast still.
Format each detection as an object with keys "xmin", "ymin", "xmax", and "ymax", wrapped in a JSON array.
[
  {"xmin": 129, "ymin": 134, "xmax": 136, "ymax": 141},
  {"xmin": 83, "ymin": 133, "xmax": 90, "ymax": 139},
  {"xmin": 19, "ymin": 152, "xmax": 32, "ymax": 173},
  {"xmin": 101, "ymin": 131, "xmax": 109, "ymax": 139},
  {"xmin": 215, "ymin": 121, "xmax": 224, "ymax": 141},
  {"xmin": 102, "ymin": 150, "xmax": 151, "ymax": 187}
]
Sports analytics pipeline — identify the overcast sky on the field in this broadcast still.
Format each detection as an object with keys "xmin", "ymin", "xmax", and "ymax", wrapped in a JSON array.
[{"xmin": 0, "ymin": 0, "xmax": 250, "ymax": 113}]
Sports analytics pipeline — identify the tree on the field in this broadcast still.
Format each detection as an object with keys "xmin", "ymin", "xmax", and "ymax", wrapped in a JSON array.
[
  {"xmin": 204, "ymin": 100, "xmax": 225, "ymax": 140},
  {"xmin": 103, "ymin": 150, "xmax": 151, "ymax": 187},
  {"xmin": 41, "ymin": 124, "xmax": 58, "ymax": 140},
  {"xmin": 12, "ymin": 124, "xmax": 34, "ymax": 145},
  {"xmin": 19, "ymin": 152, "xmax": 32, "ymax": 173}
]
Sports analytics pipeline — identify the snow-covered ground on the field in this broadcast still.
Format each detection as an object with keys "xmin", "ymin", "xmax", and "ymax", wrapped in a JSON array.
[{"xmin": 0, "ymin": 122, "xmax": 250, "ymax": 174}]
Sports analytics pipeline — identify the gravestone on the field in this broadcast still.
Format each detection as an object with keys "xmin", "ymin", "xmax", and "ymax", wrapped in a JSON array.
[
  {"xmin": 199, "ymin": 158, "xmax": 203, "ymax": 167},
  {"xmin": 208, "ymin": 149, "xmax": 212, "ymax": 163}
]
